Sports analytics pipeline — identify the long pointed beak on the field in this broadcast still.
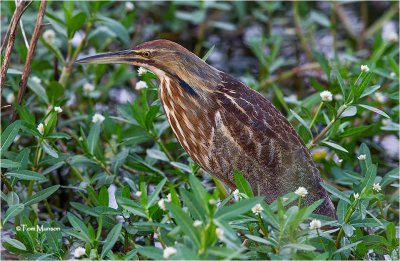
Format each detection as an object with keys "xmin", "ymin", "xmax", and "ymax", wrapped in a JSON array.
[{"xmin": 75, "ymin": 50, "xmax": 136, "ymax": 64}]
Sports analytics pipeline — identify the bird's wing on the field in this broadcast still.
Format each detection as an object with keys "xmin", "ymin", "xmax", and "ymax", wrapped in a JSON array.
[{"xmin": 208, "ymin": 73, "xmax": 325, "ymax": 204}]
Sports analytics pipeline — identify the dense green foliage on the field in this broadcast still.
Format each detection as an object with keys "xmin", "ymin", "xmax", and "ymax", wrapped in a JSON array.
[{"xmin": 1, "ymin": 1, "xmax": 399, "ymax": 260}]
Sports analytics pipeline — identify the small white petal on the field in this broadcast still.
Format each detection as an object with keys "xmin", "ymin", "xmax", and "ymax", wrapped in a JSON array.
[
  {"xmin": 320, "ymin": 91, "xmax": 333, "ymax": 102},
  {"xmin": 353, "ymin": 193, "xmax": 360, "ymax": 200},
  {"xmin": 361, "ymin": 65, "xmax": 370, "ymax": 73},
  {"xmin": 73, "ymin": 246, "xmax": 86, "ymax": 258},
  {"xmin": 92, "ymin": 113, "xmax": 105, "ymax": 124},
  {"xmin": 135, "ymin": 191, "xmax": 142, "ymax": 197},
  {"xmin": 43, "ymin": 29, "xmax": 56, "ymax": 44},
  {"xmin": 158, "ymin": 198, "xmax": 166, "ymax": 211},
  {"xmin": 295, "ymin": 187, "xmax": 308, "ymax": 198},
  {"xmin": 83, "ymin": 83, "xmax": 95, "ymax": 93},
  {"xmin": 37, "ymin": 123, "xmax": 45, "ymax": 135},
  {"xmin": 125, "ymin": 2, "xmax": 135, "ymax": 11},
  {"xmin": 193, "ymin": 220, "xmax": 203, "ymax": 227},
  {"xmin": 216, "ymin": 228, "xmax": 224, "ymax": 240},
  {"xmin": 6, "ymin": 93, "xmax": 15, "ymax": 103},
  {"xmin": 372, "ymin": 183, "xmax": 382, "ymax": 192},
  {"xmin": 54, "ymin": 106, "xmax": 63, "ymax": 113},
  {"xmin": 251, "ymin": 203, "xmax": 264, "ymax": 215},
  {"xmin": 309, "ymin": 219, "xmax": 322, "ymax": 229},
  {"xmin": 137, "ymin": 67, "xmax": 148, "ymax": 76},
  {"xmin": 357, "ymin": 154, "xmax": 366, "ymax": 160},
  {"xmin": 163, "ymin": 247, "xmax": 177, "ymax": 259},
  {"xmin": 135, "ymin": 80, "xmax": 148, "ymax": 90}
]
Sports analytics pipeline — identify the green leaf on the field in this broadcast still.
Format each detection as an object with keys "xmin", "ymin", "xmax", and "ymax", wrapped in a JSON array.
[
  {"xmin": 100, "ymin": 223, "xmax": 122, "ymax": 258},
  {"xmin": 202, "ymin": 45, "xmax": 215, "ymax": 61},
  {"xmin": 360, "ymin": 164, "xmax": 377, "ymax": 190},
  {"xmin": 5, "ymin": 170, "xmax": 47, "ymax": 182},
  {"xmin": 146, "ymin": 149, "xmax": 169, "ymax": 162},
  {"xmin": 41, "ymin": 140, "xmax": 59, "ymax": 158},
  {"xmin": 137, "ymin": 246, "xmax": 164, "ymax": 260},
  {"xmin": 98, "ymin": 16, "xmax": 129, "ymax": 44},
  {"xmin": 340, "ymin": 106, "xmax": 357, "ymax": 118},
  {"xmin": 290, "ymin": 109, "xmax": 311, "ymax": 135},
  {"xmin": 214, "ymin": 197, "xmax": 264, "ymax": 221},
  {"xmin": 2, "ymin": 238, "xmax": 27, "ymax": 253},
  {"xmin": 87, "ymin": 123, "xmax": 101, "ymax": 154},
  {"xmin": 67, "ymin": 212, "xmax": 91, "ymax": 242},
  {"xmin": 320, "ymin": 182, "xmax": 350, "ymax": 203},
  {"xmin": 354, "ymin": 73, "xmax": 373, "ymax": 100},
  {"xmin": 28, "ymin": 78, "xmax": 49, "ymax": 104},
  {"xmin": 167, "ymin": 203, "xmax": 201, "ymax": 248},
  {"xmin": 312, "ymin": 51, "xmax": 330, "ymax": 79},
  {"xmin": 283, "ymin": 243, "xmax": 316, "ymax": 251},
  {"xmin": 147, "ymin": 178, "xmax": 166, "ymax": 208},
  {"xmin": 44, "ymin": 222, "xmax": 62, "ymax": 255},
  {"xmin": 322, "ymin": 140, "xmax": 348, "ymax": 153},
  {"xmin": 98, "ymin": 187, "xmax": 109, "ymax": 206},
  {"xmin": 3, "ymin": 204, "xmax": 24, "ymax": 224},
  {"xmin": 357, "ymin": 104, "xmax": 390, "ymax": 119},
  {"xmin": 335, "ymin": 69, "xmax": 347, "ymax": 99},
  {"xmin": 360, "ymin": 85, "xmax": 381, "ymax": 98},
  {"xmin": 67, "ymin": 12, "xmax": 87, "ymax": 38},
  {"xmin": 233, "ymin": 170, "xmax": 254, "ymax": 197},
  {"xmin": 0, "ymin": 159, "xmax": 21, "ymax": 168},
  {"xmin": 339, "ymin": 125, "xmax": 372, "ymax": 138},
  {"xmin": 24, "ymin": 185, "xmax": 60, "ymax": 206},
  {"xmin": 1, "ymin": 120, "xmax": 21, "ymax": 153}
]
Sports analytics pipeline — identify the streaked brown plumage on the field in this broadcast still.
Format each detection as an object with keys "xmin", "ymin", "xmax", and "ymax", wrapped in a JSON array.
[{"xmin": 76, "ymin": 39, "xmax": 336, "ymax": 217}]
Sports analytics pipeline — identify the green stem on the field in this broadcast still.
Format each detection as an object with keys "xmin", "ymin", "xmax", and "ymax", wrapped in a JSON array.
[
  {"xmin": 316, "ymin": 229, "xmax": 327, "ymax": 252},
  {"xmin": 309, "ymin": 102, "xmax": 323, "ymax": 129},
  {"xmin": 156, "ymin": 137, "xmax": 174, "ymax": 161},
  {"xmin": 335, "ymin": 199, "xmax": 358, "ymax": 248},
  {"xmin": 257, "ymin": 214, "xmax": 269, "ymax": 238}
]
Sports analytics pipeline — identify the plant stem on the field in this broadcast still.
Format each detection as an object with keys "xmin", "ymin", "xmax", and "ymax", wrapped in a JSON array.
[
  {"xmin": 308, "ymin": 104, "xmax": 348, "ymax": 149},
  {"xmin": 257, "ymin": 214, "xmax": 269, "ymax": 238},
  {"xmin": 293, "ymin": 1, "xmax": 313, "ymax": 61},
  {"xmin": 309, "ymin": 102, "xmax": 323, "ymax": 129},
  {"xmin": 156, "ymin": 137, "xmax": 174, "ymax": 161},
  {"xmin": 335, "ymin": 199, "xmax": 358, "ymax": 248}
]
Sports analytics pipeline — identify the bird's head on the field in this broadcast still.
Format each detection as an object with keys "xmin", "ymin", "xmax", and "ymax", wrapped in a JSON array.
[{"xmin": 76, "ymin": 39, "xmax": 220, "ymax": 88}]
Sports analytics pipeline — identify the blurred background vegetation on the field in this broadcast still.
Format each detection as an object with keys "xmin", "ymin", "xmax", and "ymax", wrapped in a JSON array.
[{"xmin": 1, "ymin": 1, "xmax": 399, "ymax": 260}]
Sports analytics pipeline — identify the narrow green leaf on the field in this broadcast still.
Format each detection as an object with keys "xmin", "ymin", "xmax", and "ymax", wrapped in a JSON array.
[
  {"xmin": 233, "ymin": 170, "xmax": 254, "ymax": 197},
  {"xmin": 24, "ymin": 185, "xmax": 60, "ymax": 206},
  {"xmin": 147, "ymin": 178, "xmax": 166, "ymax": 208},
  {"xmin": 146, "ymin": 149, "xmax": 169, "ymax": 162},
  {"xmin": 5, "ymin": 170, "xmax": 47, "ymax": 182},
  {"xmin": 283, "ymin": 243, "xmax": 316, "ymax": 251},
  {"xmin": 322, "ymin": 141, "xmax": 348, "ymax": 153},
  {"xmin": 2, "ymin": 238, "xmax": 27, "ymax": 253},
  {"xmin": 290, "ymin": 109, "xmax": 311, "ymax": 134},
  {"xmin": 100, "ymin": 223, "xmax": 122, "ymax": 258},
  {"xmin": 0, "ymin": 159, "xmax": 21, "ymax": 169},
  {"xmin": 167, "ymin": 203, "xmax": 201, "ymax": 248},
  {"xmin": 357, "ymin": 104, "xmax": 390, "ymax": 119},
  {"xmin": 202, "ymin": 45, "xmax": 215, "ymax": 61},
  {"xmin": 214, "ymin": 197, "xmax": 264, "ymax": 221},
  {"xmin": 1, "ymin": 120, "xmax": 21, "ymax": 153},
  {"xmin": 3, "ymin": 204, "xmax": 24, "ymax": 224},
  {"xmin": 320, "ymin": 182, "xmax": 350, "ymax": 203},
  {"xmin": 87, "ymin": 123, "xmax": 101, "ymax": 154},
  {"xmin": 335, "ymin": 70, "xmax": 347, "ymax": 99},
  {"xmin": 360, "ymin": 85, "xmax": 381, "ymax": 98}
]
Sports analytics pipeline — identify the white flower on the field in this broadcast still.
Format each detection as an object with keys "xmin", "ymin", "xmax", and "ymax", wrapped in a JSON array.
[
  {"xmin": 215, "ymin": 228, "xmax": 224, "ymax": 240},
  {"xmin": 6, "ymin": 93, "xmax": 15, "ymax": 103},
  {"xmin": 282, "ymin": 197, "xmax": 288, "ymax": 202},
  {"xmin": 382, "ymin": 22, "xmax": 398, "ymax": 42},
  {"xmin": 92, "ymin": 113, "xmax": 105, "ymax": 124},
  {"xmin": 73, "ymin": 246, "xmax": 86, "ymax": 258},
  {"xmin": 158, "ymin": 198, "xmax": 166, "ymax": 211},
  {"xmin": 353, "ymin": 193, "xmax": 360, "ymax": 200},
  {"xmin": 309, "ymin": 219, "xmax": 322, "ymax": 229},
  {"xmin": 233, "ymin": 189, "xmax": 240, "ymax": 197},
  {"xmin": 193, "ymin": 220, "xmax": 203, "ymax": 227},
  {"xmin": 71, "ymin": 31, "xmax": 84, "ymax": 47},
  {"xmin": 208, "ymin": 199, "xmax": 217, "ymax": 205},
  {"xmin": 166, "ymin": 193, "xmax": 172, "ymax": 202},
  {"xmin": 334, "ymin": 94, "xmax": 343, "ymax": 101},
  {"xmin": 31, "ymin": 76, "xmax": 41, "ymax": 84},
  {"xmin": 135, "ymin": 191, "xmax": 142, "ymax": 197},
  {"xmin": 163, "ymin": 247, "xmax": 177, "ymax": 259},
  {"xmin": 373, "ymin": 183, "xmax": 382, "ymax": 192},
  {"xmin": 37, "ymin": 123, "xmax": 45, "ymax": 135},
  {"xmin": 125, "ymin": 2, "xmax": 135, "ymax": 11},
  {"xmin": 374, "ymin": 92, "xmax": 387, "ymax": 103},
  {"xmin": 295, "ymin": 187, "xmax": 308, "ymax": 198},
  {"xmin": 83, "ymin": 82, "xmax": 95, "ymax": 94},
  {"xmin": 43, "ymin": 29, "xmax": 56, "ymax": 44},
  {"xmin": 135, "ymin": 80, "xmax": 148, "ymax": 90},
  {"xmin": 54, "ymin": 106, "xmax": 62, "ymax": 113},
  {"xmin": 285, "ymin": 94, "xmax": 298, "ymax": 103},
  {"xmin": 320, "ymin": 91, "xmax": 333, "ymax": 102},
  {"xmin": 137, "ymin": 67, "xmax": 148, "ymax": 76},
  {"xmin": 390, "ymin": 72, "xmax": 396, "ymax": 78},
  {"xmin": 361, "ymin": 65, "xmax": 370, "ymax": 73},
  {"xmin": 357, "ymin": 154, "xmax": 366, "ymax": 160},
  {"xmin": 251, "ymin": 203, "xmax": 264, "ymax": 215}
]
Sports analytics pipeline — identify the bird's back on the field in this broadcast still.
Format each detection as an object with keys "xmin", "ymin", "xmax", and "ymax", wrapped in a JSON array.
[{"xmin": 158, "ymin": 63, "xmax": 335, "ymax": 218}]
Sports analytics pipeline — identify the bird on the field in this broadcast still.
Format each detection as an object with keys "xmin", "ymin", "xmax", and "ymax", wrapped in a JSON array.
[{"xmin": 76, "ymin": 39, "xmax": 336, "ymax": 218}]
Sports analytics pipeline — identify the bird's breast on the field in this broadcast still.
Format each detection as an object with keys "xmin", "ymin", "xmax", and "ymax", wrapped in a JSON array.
[{"xmin": 158, "ymin": 76, "xmax": 213, "ymax": 169}]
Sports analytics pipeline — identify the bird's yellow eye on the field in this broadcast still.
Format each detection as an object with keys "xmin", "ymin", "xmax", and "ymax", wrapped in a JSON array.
[{"xmin": 142, "ymin": 51, "xmax": 151, "ymax": 58}]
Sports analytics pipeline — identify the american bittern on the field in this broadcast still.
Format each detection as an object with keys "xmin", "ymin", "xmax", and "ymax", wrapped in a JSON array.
[{"xmin": 77, "ymin": 40, "xmax": 336, "ymax": 217}]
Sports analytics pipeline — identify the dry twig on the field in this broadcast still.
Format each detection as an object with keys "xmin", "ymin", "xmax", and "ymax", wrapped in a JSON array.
[
  {"xmin": 0, "ymin": 0, "xmax": 31, "ymax": 91},
  {"xmin": 12, "ymin": 0, "xmax": 47, "ymax": 120}
]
